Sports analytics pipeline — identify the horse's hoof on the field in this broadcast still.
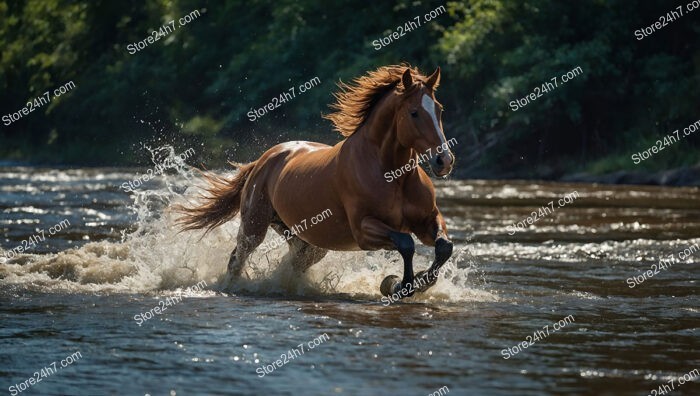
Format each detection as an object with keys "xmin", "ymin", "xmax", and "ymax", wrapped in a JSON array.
[
  {"xmin": 216, "ymin": 271, "xmax": 237, "ymax": 292},
  {"xmin": 380, "ymin": 275, "xmax": 401, "ymax": 297},
  {"xmin": 413, "ymin": 269, "xmax": 438, "ymax": 293}
]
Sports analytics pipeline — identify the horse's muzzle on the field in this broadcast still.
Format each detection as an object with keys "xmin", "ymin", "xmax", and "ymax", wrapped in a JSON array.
[{"xmin": 430, "ymin": 151, "xmax": 454, "ymax": 177}]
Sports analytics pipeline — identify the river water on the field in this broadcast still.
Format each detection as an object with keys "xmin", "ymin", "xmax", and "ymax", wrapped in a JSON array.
[{"xmin": 0, "ymin": 161, "xmax": 698, "ymax": 396}]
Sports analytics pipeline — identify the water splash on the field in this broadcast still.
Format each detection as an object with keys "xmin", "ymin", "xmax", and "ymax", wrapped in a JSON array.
[{"xmin": 0, "ymin": 146, "xmax": 495, "ymax": 303}]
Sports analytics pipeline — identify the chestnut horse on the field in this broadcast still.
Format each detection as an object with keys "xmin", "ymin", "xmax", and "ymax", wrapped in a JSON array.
[{"xmin": 177, "ymin": 65, "xmax": 455, "ymax": 299}]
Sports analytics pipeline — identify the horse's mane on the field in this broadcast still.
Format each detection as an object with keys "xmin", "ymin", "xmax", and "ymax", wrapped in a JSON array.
[{"xmin": 323, "ymin": 64, "xmax": 428, "ymax": 137}]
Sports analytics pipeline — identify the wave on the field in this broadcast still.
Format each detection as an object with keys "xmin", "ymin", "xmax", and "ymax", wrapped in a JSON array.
[{"xmin": 0, "ymin": 146, "xmax": 495, "ymax": 303}]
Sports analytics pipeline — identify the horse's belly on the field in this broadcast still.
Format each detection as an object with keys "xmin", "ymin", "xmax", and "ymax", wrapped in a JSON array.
[
  {"xmin": 294, "ymin": 215, "xmax": 360, "ymax": 251},
  {"xmin": 273, "ymin": 191, "xmax": 359, "ymax": 251}
]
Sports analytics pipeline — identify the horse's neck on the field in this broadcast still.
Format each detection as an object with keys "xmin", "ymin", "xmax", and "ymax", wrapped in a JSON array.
[{"xmin": 351, "ymin": 96, "xmax": 414, "ymax": 174}]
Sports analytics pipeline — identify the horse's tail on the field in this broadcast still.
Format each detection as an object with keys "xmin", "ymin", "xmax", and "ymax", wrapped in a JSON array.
[{"xmin": 174, "ymin": 161, "xmax": 257, "ymax": 233}]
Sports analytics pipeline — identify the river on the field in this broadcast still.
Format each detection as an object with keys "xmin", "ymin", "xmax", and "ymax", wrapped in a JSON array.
[{"xmin": 0, "ymin": 163, "xmax": 698, "ymax": 396}]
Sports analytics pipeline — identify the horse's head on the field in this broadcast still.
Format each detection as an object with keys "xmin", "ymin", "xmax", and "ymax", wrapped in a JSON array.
[{"xmin": 395, "ymin": 67, "xmax": 454, "ymax": 177}]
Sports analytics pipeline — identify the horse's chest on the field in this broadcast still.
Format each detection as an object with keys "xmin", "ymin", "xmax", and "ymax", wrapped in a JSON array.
[{"xmin": 372, "ymin": 188, "xmax": 422, "ymax": 231}]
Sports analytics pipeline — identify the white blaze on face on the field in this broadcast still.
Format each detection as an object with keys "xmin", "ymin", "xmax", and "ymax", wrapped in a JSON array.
[{"xmin": 421, "ymin": 94, "xmax": 447, "ymax": 146}]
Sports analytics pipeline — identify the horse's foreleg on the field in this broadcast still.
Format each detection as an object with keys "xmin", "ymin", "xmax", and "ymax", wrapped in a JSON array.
[
  {"xmin": 354, "ymin": 217, "xmax": 416, "ymax": 298},
  {"xmin": 412, "ymin": 237, "xmax": 453, "ymax": 292},
  {"xmin": 412, "ymin": 210, "xmax": 454, "ymax": 293},
  {"xmin": 387, "ymin": 231, "xmax": 416, "ymax": 297}
]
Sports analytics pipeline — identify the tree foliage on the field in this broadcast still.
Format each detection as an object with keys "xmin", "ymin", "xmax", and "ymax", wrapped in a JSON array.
[{"xmin": 1, "ymin": 0, "xmax": 698, "ymax": 176}]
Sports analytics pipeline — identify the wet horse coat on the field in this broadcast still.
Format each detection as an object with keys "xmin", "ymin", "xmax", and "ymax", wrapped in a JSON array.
[{"xmin": 177, "ymin": 65, "xmax": 455, "ymax": 297}]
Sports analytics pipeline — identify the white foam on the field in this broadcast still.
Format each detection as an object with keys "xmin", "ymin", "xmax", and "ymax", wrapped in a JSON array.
[{"xmin": 0, "ymin": 146, "xmax": 496, "ymax": 303}]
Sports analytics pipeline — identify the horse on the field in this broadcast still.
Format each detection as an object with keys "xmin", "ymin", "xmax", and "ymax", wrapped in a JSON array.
[{"xmin": 176, "ymin": 64, "xmax": 455, "ymax": 299}]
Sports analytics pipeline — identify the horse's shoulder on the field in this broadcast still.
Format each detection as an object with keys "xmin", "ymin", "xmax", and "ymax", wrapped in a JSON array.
[{"xmin": 403, "ymin": 169, "xmax": 436, "ymax": 200}]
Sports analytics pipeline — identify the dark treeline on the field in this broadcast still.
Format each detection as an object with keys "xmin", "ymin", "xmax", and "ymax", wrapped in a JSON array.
[{"xmin": 1, "ymin": 0, "xmax": 698, "ymax": 178}]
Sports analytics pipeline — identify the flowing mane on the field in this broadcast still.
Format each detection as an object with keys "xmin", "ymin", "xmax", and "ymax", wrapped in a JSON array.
[{"xmin": 323, "ymin": 64, "xmax": 428, "ymax": 137}]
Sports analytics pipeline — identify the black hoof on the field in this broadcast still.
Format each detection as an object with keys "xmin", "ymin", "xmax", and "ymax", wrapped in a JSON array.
[
  {"xmin": 380, "ymin": 275, "xmax": 400, "ymax": 296},
  {"xmin": 398, "ymin": 281, "xmax": 415, "ymax": 298},
  {"xmin": 413, "ymin": 269, "xmax": 439, "ymax": 293},
  {"xmin": 380, "ymin": 275, "xmax": 415, "ymax": 298}
]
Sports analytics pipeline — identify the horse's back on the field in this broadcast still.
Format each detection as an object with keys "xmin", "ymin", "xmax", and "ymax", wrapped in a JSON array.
[
  {"xmin": 257, "ymin": 140, "xmax": 336, "ymax": 183},
  {"xmin": 269, "ymin": 140, "xmax": 333, "ymax": 167}
]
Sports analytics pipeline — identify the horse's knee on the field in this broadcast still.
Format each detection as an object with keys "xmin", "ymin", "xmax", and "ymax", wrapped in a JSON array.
[
  {"xmin": 237, "ymin": 230, "xmax": 266, "ymax": 251},
  {"xmin": 389, "ymin": 231, "xmax": 415, "ymax": 258},
  {"xmin": 435, "ymin": 237, "xmax": 453, "ymax": 262}
]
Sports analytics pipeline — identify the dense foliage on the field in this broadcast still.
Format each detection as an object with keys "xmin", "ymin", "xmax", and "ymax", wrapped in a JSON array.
[{"xmin": 1, "ymin": 0, "xmax": 698, "ymax": 177}]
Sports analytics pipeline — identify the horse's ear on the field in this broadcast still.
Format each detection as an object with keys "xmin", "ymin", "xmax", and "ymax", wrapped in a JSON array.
[
  {"xmin": 426, "ymin": 67, "xmax": 441, "ymax": 90},
  {"xmin": 401, "ymin": 68, "xmax": 413, "ymax": 90}
]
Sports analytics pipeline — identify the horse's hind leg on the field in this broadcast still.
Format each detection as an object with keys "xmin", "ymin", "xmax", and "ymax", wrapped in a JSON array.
[
  {"xmin": 270, "ymin": 221, "xmax": 328, "ymax": 273},
  {"xmin": 226, "ymin": 224, "xmax": 267, "ymax": 277},
  {"xmin": 221, "ymin": 190, "xmax": 275, "ymax": 286}
]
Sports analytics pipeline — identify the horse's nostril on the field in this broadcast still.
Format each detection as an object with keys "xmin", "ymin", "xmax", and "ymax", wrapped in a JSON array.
[{"xmin": 436, "ymin": 156, "xmax": 444, "ymax": 167}]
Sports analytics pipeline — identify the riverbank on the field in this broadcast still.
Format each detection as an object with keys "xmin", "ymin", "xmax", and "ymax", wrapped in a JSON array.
[
  {"xmin": 455, "ymin": 163, "xmax": 700, "ymax": 187},
  {"xmin": 560, "ymin": 165, "xmax": 700, "ymax": 187},
  {"xmin": 3, "ymin": 161, "xmax": 699, "ymax": 187}
]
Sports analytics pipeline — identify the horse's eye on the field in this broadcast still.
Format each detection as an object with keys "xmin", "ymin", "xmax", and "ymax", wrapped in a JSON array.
[{"xmin": 410, "ymin": 110, "xmax": 418, "ymax": 118}]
